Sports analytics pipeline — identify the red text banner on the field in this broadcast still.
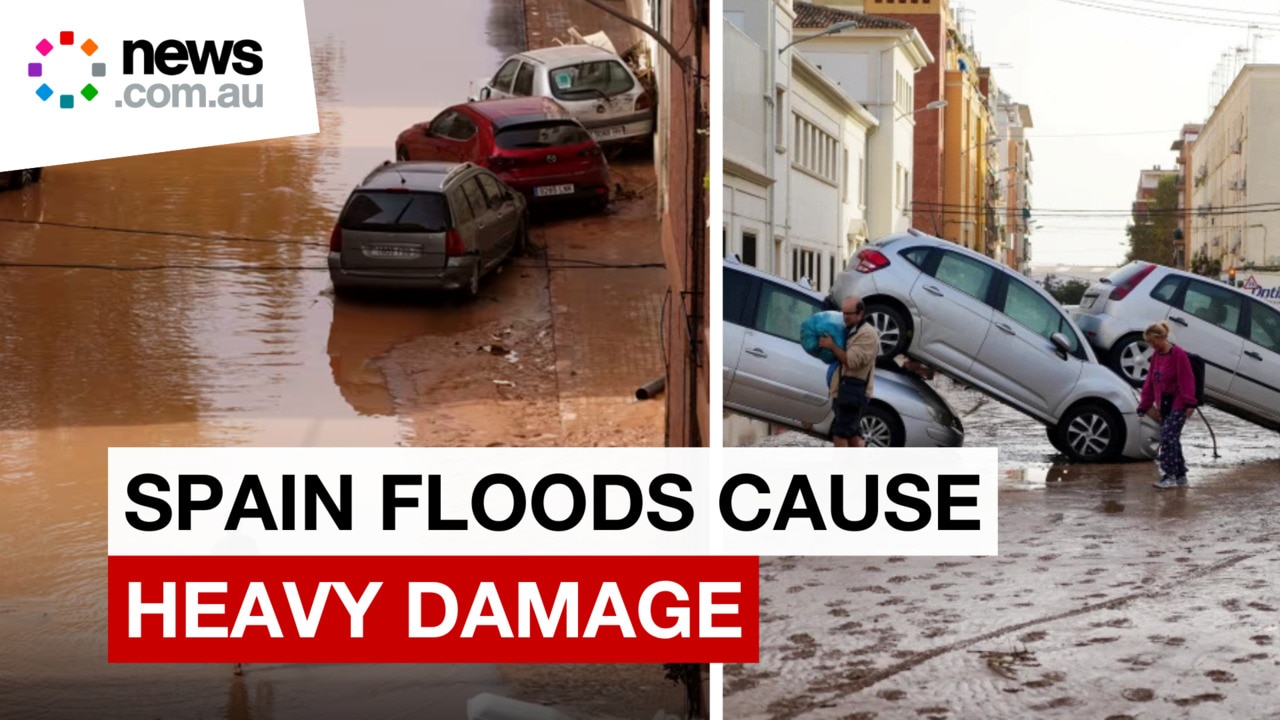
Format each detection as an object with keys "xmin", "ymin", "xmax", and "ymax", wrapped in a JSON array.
[{"xmin": 108, "ymin": 556, "xmax": 759, "ymax": 663}]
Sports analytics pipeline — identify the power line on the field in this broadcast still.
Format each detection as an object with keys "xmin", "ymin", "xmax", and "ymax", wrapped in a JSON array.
[
  {"xmin": 1029, "ymin": 128, "xmax": 1181, "ymax": 138},
  {"xmin": 1104, "ymin": 0, "xmax": 1280, "ymax": 19},
  {"xmin": 1054, "ymin": 0, "xmax": 1280, "ymax": 30}
]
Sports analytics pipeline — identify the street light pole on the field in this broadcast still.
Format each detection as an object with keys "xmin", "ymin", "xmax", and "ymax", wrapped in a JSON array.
[
  {"xmin": 779, "ymin": 20, "xmax": 859, "ymax": 54},
  {"xmin": 896, "ymin": 98, "xmax": 947, "ymax": 121}
]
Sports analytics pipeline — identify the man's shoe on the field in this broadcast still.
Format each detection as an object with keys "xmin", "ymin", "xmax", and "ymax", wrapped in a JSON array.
[
  {"xmin": 1154, "ymin": 476, "xmax": 1177, "ymax": 489},
  {"xmin": 1175, "ymin": 475, "xmax": 1189, "ymax": 486}
]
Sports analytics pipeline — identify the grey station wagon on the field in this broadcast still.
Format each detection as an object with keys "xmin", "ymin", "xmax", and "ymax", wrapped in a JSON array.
[{"xmin": 328, "ymin": 161, "xmax": 527, "ymax": 299}]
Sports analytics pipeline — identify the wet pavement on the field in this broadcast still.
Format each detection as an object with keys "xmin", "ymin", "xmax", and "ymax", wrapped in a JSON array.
[
  {"xmin": 0, "ymin": 1, "xmax": 670, "ymax": 718},
  {"xmin": 729, "ymin": 379, "xmax": 1280, "ymax": 719}
]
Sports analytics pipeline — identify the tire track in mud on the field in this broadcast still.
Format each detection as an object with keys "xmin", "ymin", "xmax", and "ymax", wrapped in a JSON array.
[{"xmin": 772, "ymin": 542, "xmax": 1273, "ymax": 719}]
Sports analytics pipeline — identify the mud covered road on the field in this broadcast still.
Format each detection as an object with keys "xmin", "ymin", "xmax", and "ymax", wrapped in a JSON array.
[{"xmin": 731, "ymin": 379, "xmax": 1280, "ymax": 719}]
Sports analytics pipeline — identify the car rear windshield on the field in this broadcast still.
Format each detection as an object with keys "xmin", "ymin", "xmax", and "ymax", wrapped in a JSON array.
[
  {"xmin": 548, "ymin": 60, "xmax": 635, "ymax": 101},
  {"xmin": 1102, "ymin": 262, "xmax": 1151, "ymax": 286},
  {"xmin": 339, "ymin": 191, "xmax": 451, "ymax": 233},
  {"xmin": 495, "ymin": 121, "xmax": 591, "ymax": 149}
]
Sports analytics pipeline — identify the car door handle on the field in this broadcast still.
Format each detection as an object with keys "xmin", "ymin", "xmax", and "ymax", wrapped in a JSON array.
[
  {"xmin": 995, "ymin": 322, "xmax": 1016, "ymax": 335},
  {"xmin": 746, "ymin": 348, "xmax": 768, "ymax": 358},
  {"xmin": 1245, "ymin": 350, "xmax": 1263, "ymax": 361},
  {"xmin": 1170, "ymin": 316, "xmax": 1188, "ymax": 326},
  {"xmin": 924, "ymin": 285, "xmax": 944, "ymax": 297}
]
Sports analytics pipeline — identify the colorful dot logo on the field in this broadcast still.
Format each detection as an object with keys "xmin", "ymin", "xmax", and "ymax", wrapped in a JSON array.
[{"xmin": 30, "ymin": 31, "xmax": 102, "ymax": 109}]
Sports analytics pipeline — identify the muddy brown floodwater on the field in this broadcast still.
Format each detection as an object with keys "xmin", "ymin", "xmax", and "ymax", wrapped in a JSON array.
[
  {"xmin": 731, "ymin": 378, "xmax": 1280, "ymax": 719},
  {"xmin": 0, "ymin": 1, "xmax": 674, "ymax": 718}
]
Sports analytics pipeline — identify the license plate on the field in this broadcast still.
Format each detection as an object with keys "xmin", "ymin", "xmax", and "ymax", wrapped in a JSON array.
[
  {"xmin": 534, "ymin": 184, "xmax": 574, "ymax": 197},
  {"xmin": 366, "ymin": 245, "xmax": 420, "ymax": 259},
  {"xmin": 590, "ymin": 126, "xmax": 626, "ymax": 140}
]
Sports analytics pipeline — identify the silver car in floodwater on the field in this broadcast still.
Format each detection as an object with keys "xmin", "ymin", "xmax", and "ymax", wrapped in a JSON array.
[
  {"xmin": 1072, "ymin": 261, "xmax": 1280, "ymax": 433},
  {"xmin": 723, "ymin": 258, "xmax": 965, "ymax": 447},
  {"xmin": 327, "ymin": 161, "xmax": 527, "ymax": 299},
  {"xmin": 828, "ymin": 231, "xmax": 1160, "ymax": 462}
]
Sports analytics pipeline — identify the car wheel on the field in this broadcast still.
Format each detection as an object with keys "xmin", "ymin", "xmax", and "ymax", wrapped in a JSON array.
[
  {"xmin": 1109, "ymin": 333, "xmax": 1151, "ymax": 388},
  {"xmin": 860, "ymin": 403, "xmax": 904, "ymax": 447},
  {"xmin": 865, "ymin": 303, "xmax": 909, "ymax": 359},
  {"xmin": 1045, "ymin": 425, "xmax": 1071, "ymax": 456},
  {"xmin": 1054, "ymin": 403, "xmax": 1123, "ymax": 463}
]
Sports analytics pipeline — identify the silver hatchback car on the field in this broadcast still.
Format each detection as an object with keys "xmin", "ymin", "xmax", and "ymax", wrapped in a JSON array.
[
  {"xmin": 470, "ymin": 45, "xmax": 654, "ymax": 146},
  {"xmin": 828, "ymin": 231, "xmax": 1160, "ymax": 462},
  {"xmin": 724, "ymin": 259, "xmax": 965, "ymax": 447},
  {"xmin": 1073, "ymin": 261, "xmax": 1280, "ymax": 432},
  {"xmin": 328, "ymin": 161, "xmax": 527, "ymax": 299}
]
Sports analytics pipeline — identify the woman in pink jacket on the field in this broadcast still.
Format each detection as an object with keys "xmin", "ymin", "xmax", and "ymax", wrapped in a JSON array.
[{"xmin": 1135, "ymin": 321, "xmax": 1197, "ymax": 489}]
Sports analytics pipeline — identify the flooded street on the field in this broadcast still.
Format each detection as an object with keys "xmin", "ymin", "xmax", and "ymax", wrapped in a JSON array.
[
  {"xmin": 0, "ymin": 1, "xmax": 670, "ymax": 718},
  {"xmin": 732, "ymin": 380, "xmax": 1280, "ymax": 718}
]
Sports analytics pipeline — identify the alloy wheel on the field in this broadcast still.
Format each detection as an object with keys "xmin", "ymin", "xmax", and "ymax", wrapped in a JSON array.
[
  {"xmin": 1064, "ymin": 411, "xmax": 1113, "ymax": 459},
  {"xmin": 868, "ymin": 312, "xmax": 900, "ymax": 357},
  {"xmin": 860, "ymin": 414, "xmax": 894, "ymax": 447},
  {"xmin": 1118, "ymin": 339, "xmax": 1152, "ymax": 384}
]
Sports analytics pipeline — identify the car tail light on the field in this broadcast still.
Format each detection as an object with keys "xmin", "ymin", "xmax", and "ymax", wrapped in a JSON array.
[
  {"xmin": 854, "ymin": 248, "xmax": 890, "ymax": 273},
  {"xmin": 1108, "ymin": 264, "xmax": 1156, "ymax": 301},
  {"xmin": 445, "ymin": 229, "xmax": 465, "ymax": 257},
  {"xmin": 635, "ymin": 92, "xmax": 652, "ymax": 112},
  {"xmin": 329, "ymin": 224, "xmax": 343, "ymax": 252}
]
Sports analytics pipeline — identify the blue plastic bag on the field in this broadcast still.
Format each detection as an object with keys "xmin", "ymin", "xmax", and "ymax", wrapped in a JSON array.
[{"xmin": 800, "ymin": 310, "xmax": 847, "ymax": 365}]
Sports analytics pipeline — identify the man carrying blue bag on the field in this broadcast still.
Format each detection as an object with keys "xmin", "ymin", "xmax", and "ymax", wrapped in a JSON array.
[{"xmin": 812, "ymin": 295, "xmax": 879, "ymax": 447}]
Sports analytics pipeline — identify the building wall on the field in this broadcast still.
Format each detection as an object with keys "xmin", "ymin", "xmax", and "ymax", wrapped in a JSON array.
[
  {"xmin": 864, "ymin": 2, "xmax": 947, "ymax": 238},
  {"xmin": 786, "ymin": 57, "xmax": 874, "ymax": 291},
  {"xmin": 654, "ymin": 0, "xmax": 707, "ymax": 447},
  {"xmin": 794, "ymin": 30, "xmax": 929, "ymax": 243},
  {"xmin": 1189, "ymin": 68, "xmax": 1280, "ymax": 271}
]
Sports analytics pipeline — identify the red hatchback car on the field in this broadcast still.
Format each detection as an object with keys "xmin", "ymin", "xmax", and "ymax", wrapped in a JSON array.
[{"xmin": 396, "ymin": 97, "xmax": 610, "ymax": 210}]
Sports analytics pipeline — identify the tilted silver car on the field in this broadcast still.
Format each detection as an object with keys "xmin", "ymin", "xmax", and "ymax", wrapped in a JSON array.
[
  {"xmin": 1072, "ymin": 261, "xmax": 1280, "ymax": 432},
  {"xmin": 469, "ymin": 45, "xmax": 654, "ymax": 146},
  {"xmin": 328, "ymin": 161, "xmax": 527, "ymax": 299},
  {"xmin": 723, "ymin": 259, "xmax": 965, "ymax": 447},
  {"xmin": 828, "ymin": 231, "xmax": 1160, "ymax": 462}
]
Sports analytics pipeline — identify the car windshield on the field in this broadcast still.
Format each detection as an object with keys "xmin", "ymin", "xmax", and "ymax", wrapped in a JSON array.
[
  {"xmin": 339, "ymin": 191, "xmax": 451, "ymax": 233},
  {"xmin": 548, "ymin": 60, "xmax": 635, "ymax": 100},
  {"xmin": 495, "ymin": 121, "xmax": 591, "ymax": 149}
]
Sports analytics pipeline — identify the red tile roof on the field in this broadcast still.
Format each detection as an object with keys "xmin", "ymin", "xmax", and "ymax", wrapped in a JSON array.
[{"xmin": 793, "ymin": 2, "xmax": 914, "ymax": 31}]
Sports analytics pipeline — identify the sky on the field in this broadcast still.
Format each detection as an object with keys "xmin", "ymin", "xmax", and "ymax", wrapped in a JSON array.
[{"xmin": 945, "ymin": 0, "xmax": 1280, "ymax": 267}]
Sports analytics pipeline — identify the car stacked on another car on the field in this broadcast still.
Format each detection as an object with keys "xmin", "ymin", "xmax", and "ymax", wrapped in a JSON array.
[
  {"xmin": 396, "ymin": 97, "xmax": 611, "ymax": 211},
  {"xmin": 724, "ymin": 258, "xmax": 965, "ymax": 448},
  {"xmin": 327, "ymin": 161, "xmax": 527, "ymax": 300},
  {"xmin": 1072, "ymin": 261, "xmax": 1280, "ymax": 432},
  {"xmin": 828, "ymin": 230, "xmax": 1160, "ymax": 462},
  {"xmin": 469, "ymin": 45, "xmax": 654, "ymax": 146}
]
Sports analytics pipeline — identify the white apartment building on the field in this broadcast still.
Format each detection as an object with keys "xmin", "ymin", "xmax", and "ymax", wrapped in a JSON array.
[
  {"xmin": 787, "ymin": 3, "xmax": 932, "ymax": 243},
  {"xmin": 724, "ymin": 0, "xmax": 795, "ymax": 275},
  {"xmin": 786, "ymin": 54, "xmax": 878, "ymax": 292},
  {"xmin": 995, "ymin": 90, "xmax": 1034, "ymax": 274},
  {"xmin": 1191, "ymin": 64, "xmax": 1280, "ymax": 271}
]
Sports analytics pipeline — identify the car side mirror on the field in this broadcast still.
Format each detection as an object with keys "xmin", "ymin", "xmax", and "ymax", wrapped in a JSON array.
[
  {"xmin": 1050, "ymin": 332, "xmax": 1071, "ymax": 357},
  {"xmin": 479, "ymin": 87, "xmax": 492, "ymax": 100}
]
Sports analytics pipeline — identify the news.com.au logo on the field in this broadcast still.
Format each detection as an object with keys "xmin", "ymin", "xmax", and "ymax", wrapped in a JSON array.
[{"xmin": 29, "ymin": 31, "xmax": 264, "ymax": 110}]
